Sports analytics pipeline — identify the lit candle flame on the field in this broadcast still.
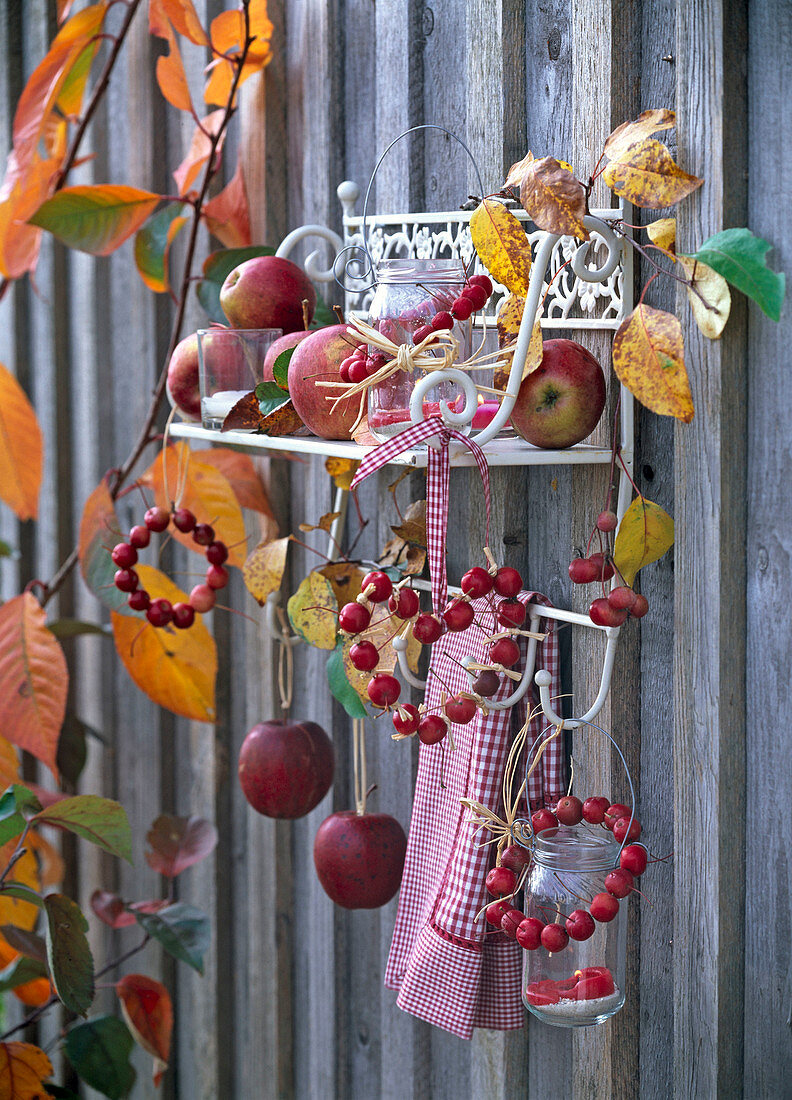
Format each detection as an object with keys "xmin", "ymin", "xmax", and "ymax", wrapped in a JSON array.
[
  {"xmin": 477, "ymin": 393, "xmax": 484, "ymax": 406},
  {"xmin": 574, "ymin": 970, "xmax": 582, "ymax": 979}
]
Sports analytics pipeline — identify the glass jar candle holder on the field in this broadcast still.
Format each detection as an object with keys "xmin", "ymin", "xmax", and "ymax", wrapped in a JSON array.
[
  {"xmin": 198, "ymin": 327, "xmax": 282, "ymax": 430},
  {"xmin": 367, "ymin": 258, "xmax": 472, "ymax": 439},
  {"xmin": 523, "ymin": 824, "xmax": 627, "ymax": 1027}
]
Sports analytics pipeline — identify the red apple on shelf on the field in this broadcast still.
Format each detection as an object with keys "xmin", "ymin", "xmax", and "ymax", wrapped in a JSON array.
[
  {"xmin": 166, "ymin": 334, "xmax": 201, "ymax": 421},
  {"xmin": 313, "ymin": 810, "xmax": 407, "ymax": 909},
  {"xmin": 509, "ymin": 338, "xmax": 606, "ymax": 449},
  {"xmin": 287, "ymin": 324, "xmax": 365, "ymax": 439},
  {"xmin": 262, "ymin": 330, "xmax": 313, "ymax": 381},
  {"xmin": 238, "ymin": 720, "xmax": 334, "ymax": 819},
  {"xmin": 220, "ymin": 256, "xmax": 316, "ymax": 333}
]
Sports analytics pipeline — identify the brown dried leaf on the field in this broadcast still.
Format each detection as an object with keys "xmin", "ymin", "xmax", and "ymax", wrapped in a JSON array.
[
  {"xmin": 258, "ymin": 399, "xmax": 304, "ymax": 436},
  {"xmin": 325, "ymin": 456, "xmax": 361, "ymax": 491},
  {"xmin": 603, "ymin": 108, "xmax": 676, "ymax": 162},
  {"xmin": 496, "ymin": 294, "xmax": 525, "ymax": 345},
  {"xmin": 646, "ymin": 217, "xmax": 676, "ymax": 254},
  {"xmin": 221, "ymin": 391, "xmax": 262, "ymax": 432},
  {"xmin": 390, "ymin": 500, "xmax": 426, "ymax": 546},
  {"xmin": 319, "ymin": 563, "xmax": 366, "ymax": 607},
  {"xmin": 517, "ymin": 156, "xmax": 589, "ymax": 240},
  {"xmin": 504, "ymin": 151, "xmax": 534, "ymax": 188},
  {"xmin": 242, "ymin": 536, "xmax": 289, "ymax": 605},
  {"xmin": 678, "ymin": 256, "xmax": 731, "ymax": 339},
  {"xmin": 299, "ymin": 511, "xmax": 341, "ymax": 534},
  {"xmin": 612, "ymin": 305, "xmax": 694, "ymax": 422},
  {"xmin": 469, "ymin": 199, "xmax": 532, "ymax": 295},
  {"xmin": 602, "ymin": 138, "xmax": 703, "ymax": 209}
]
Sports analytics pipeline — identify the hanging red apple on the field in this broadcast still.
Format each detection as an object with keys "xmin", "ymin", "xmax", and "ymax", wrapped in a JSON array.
[
  {"xmin": 238, "ymin": 720, "xmax": 334, "ymax": 819},
  {"xmin": 313, "ymin": 811, "xmax": 407, "ymax": 909}
]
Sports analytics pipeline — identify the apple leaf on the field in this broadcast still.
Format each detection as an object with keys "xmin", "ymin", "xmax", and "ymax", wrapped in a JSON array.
[
  {"xmin": 272, "ymin": 348, "xmax": 295, "ymax": 390},
  {"xmin": 689, "ymin": 228, "xmax": 785, "ymax": 321},
  {"xmin": 145, "ymin": 814, "xmax": 218, "ymax": 878},
  {"xmin": 0, "ymin": 785, "xmax": 41, "ymax": 847},
  {"xmin": 0, "ymin": 955, "xmax": 48, "ymax": 995},
  {"xmin": 602, "ymin": 108, "xmax": 676, "ymax": 163},
  {"xmin": 150, "ymin": 7, "xmax": 193, "ymax": 114},
  {"xmin": 34, "ymin": 795, "xmax": 133, "ymax": 864},
  {"xmin": 469, "ymin": 199, "xmax": 532, "ymax": 295},
  {"xmin": 134, "ymin": 201, "xmax": 187, "ymax": 293},
  {"xmin": 514, "ymin": 155, "xmax": 589, "ymax": 240},
  {"xmin": 0, "ymin": 925, "xmax": 47, "ymax": 964},
  {"xmin": 197, "ymin": 449, "xmax": 275, "ymax": 518},
  {"xmin": 0, "ymin": 1042, "xmax": 53, "ymax": 1099},
  {"xmin": 133, "ymin": 902, "xmax": 210, "ymax": 974},
  {"xmin": 202, "ymin": 157, "xmax": 251, "ymax": 248},
  {"xmin": 172, "ymin": 110, "xmax": 226, "ymax": 196},
  {"xmin": 256, "ymin": 380, "xmax": 291, "ymax": 416},
  {"xmin": 324, "ymin": 457, "xmax": 360, "ymax": 491},
  {"xmin": 309, "ymin": 292, "xmax": 337, "ymax": 330},
  {"xmin": 77, "ymin": 477, "xmax": 142, "ymax": 616},
  {"xmin": 257, "ymin": 398, "xmax": 305, "ymax": 435},
  {"xmin": 28, "ymin": 185, "xmax": 162, "ymax": 256},
  {"xmin": 65, "ymin": 1016, "xmax": 136, "ymax": 1100},
  {"xmin": 613, "ymin": 497, "xmax": 675, "ymax": 586},
  {"xmin": 44, "ymin": 893, "xmax": 94, "ymax": 1016},
  {"xmin": 242, "ymin": 536, "xmax": 289, "ymax": 606},
  {"xmin": 602, "ymin": 138, "xmax": 703, "ymax": 209},
  {"xmin": 612, "ymin": 305, "xmax": 694, "ymax": 422},
  {"xmin": 0, "ymin": 361, "xmax": 43, "ymax": 521},
  {"xmin": 154, "ymin": 0, "xmax": 208, "ymax": 45},
  {"xmin": 116, "ymin": 974, "xmax": 172, "ymax": 1087},
  {"xmin": 678, "ymin": 256, "xmax": 731, "ymax": 339},
  {"xmin": 287, "ymin": 572, "xmax": 338, "ymax": 650},
  {"xmin": 646, "ymin": 217, "xmax": 676, "ymax": 255},
  {"xmin": 326, "ymin": 640, "xmax": 368, "ymax": 719},
  {"xmin": 90, "ymin": 890, "xmax": 137, "ymax": 929},
  {"xmin": 196, "ymin": 245, "xmax": 275, "ymax": 322}
]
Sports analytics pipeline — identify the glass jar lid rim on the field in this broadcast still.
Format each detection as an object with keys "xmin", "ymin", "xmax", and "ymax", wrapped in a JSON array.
[
  {"xmin": 532, "ymin": 824, "xmax": 619, "ymax": 868},
  {"xmin": 375, "ymin": 257, "xmax": 465, "ymax": 284}
]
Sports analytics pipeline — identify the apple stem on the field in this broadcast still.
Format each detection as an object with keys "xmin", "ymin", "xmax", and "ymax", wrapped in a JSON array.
[
  {"xmin": 302, "ymin": 299, "xmax": 311, "ymax": 330},
  {"xmin": 333, "ymin": 304, "xmax": 345, "ymax": 325}
]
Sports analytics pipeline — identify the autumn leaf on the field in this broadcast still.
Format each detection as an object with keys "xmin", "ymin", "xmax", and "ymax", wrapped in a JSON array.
[
  {"xmin": 90, "ymin": 890, "xmax": 136, "ymax": 930},
  {"xmin": 613, "ymin": 497, "xmax": 674, "ymax": 586},
  {"xmin": 257, "ymin": 398, "xmax": 304, "ymax": 436},
  {"xmin": 242, "ymin": 536, "xmax": 289, "ymax": 605},
  {"xmin": 341, "ymin": 603, "xmax": 399, "ymax": 706},
  {"xmin": 134, "ymin": 202, "xmax": 187, "ymax": 293},
  {"xmin": 504, "ymin": 151, "xmax": 534, "ymax": 188},
  {"xmin": 116, "ymin": 974, "xmax": 172, "ymax": 1087},
  {"xmin": 202, "ymin": 158, "xmax": 251, "ymax": 248},
  {"xmin": 0, "ymin": 594, "xmax": 67, "ymax": 777},
  {"xmin": 602, "ymin": 108, "xmax": 676, "ymax": 163},
  {"xmin": 0, "ymin": 1042, "xmax": 53, "ymax": 1099},
  {"xmin": 172, "ymin": 111, "xmax": 226, "ymax": 196},
  {"xmin": 0, "ymin": 154, "xmax": 63, "ymax": 279},
  {"xmin": 287, "ymin": 572, "xmax": 338, "ymax": 650},
  {"xmin": 0, "ymin": 843, "xmax": 40, "ymax": 933},
  {"xmin": 496, "ymin": 294, "xmax": 525, "ymax": 346},
  {"xmin": 56, "ymin": 33, "xmax": 101, "ymax": 119},
  {"xmin": 612, "ymin": 305, "xmax": 694, "ymax": 422},
  {"xmin": 204, "ymin": 3, "xmax": 273, "ymax": 107},
  {"xmin": 325, "ymin": 456, "xmax": 361, "ymax": 491},
  {"xmin": 221, "ymin": 391, "xmax": 264, "ymax": 431},
  {"xmin": 34, "ymin": 795, "xmax": 133, "ymax": 863},
  {"xmin": 140, "ymin": 441, "xmax": 247, "ymax": 567},
  {"xmin": 156, "ymin": 0, "xmax": 208, "ymax": 45},
  {"xmin": 64, "ymin": 1016, "xmax": 136, "ymax": 1100},
  {"xmin": 319, "ymin": 562, "xmax": 366, "ymax": 608},
  {"xmin": 77, "ymin": 477, "xmax": 138, "ymax": 615},
  {"xmin": 145, "ymin": 814, "xmax": 218, "ymax": 878},
  {"xmin": 0, "ymin": 361, "xmax": 43, "ymax": 520},
  {"xmin": 515, "ymin": 156, "xmax": 589, "ymax": 240},
  {"xmin": 390, "ymin": 500, "xmax": 426, "ymax": 547},
  {"xmin": 496, "ymin": 297, "xmax": 543, "ymax": 380},
  {"xmin": 28, "ymin": 185, "xmax": 162, "ymax": 256},
  {"xmin": 690, "ymin": 227, "xmax": 785, "ymax": 322},
  {"xmin": 149, "ymin": 0, "xmax": 193, "ymax": 113},
  {"xmin": 198, "ymin": 449, "xmax": 275, "ymax": 518},
  {"xmin": 299, "ymin": 511, "xmax": 341, "ymax": 534},
  {"xmin": 469, "ymin": 199, "xmax": 532, "ymax": 295},
  {"xmin": 602, "ymin": 139, "xmax": 703, "ymax": 209},
  {"xmin": 646, "ymin": 217, "xmax": 676, "ymax": 254},
  {"xmin": 678, "ymin": 256, "xmax": 731, "ymax": 339},
  {"xmin": 44, "ymin": 893, "xmax": 94, "ymax": 1016},
  {"xmin": 111, "ymin": 565, "xmax": 216, "ymax": 723}
]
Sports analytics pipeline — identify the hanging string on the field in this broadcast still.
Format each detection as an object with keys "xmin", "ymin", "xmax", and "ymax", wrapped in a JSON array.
[
  {"xmin": 161, "ymin": 405, "xmax": 190, "ymax": 510},
  {"xmin": 275, "ymin": 607, "xmax": 294, "ymax": 713},
  {"xmin": 352, "ymin": 718, "xmax": 367, "ymax": 816}
]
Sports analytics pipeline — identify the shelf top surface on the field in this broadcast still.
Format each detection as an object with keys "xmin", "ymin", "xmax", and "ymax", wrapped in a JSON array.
[{"xmin": 169, "ymin": 422, "xmax": 617, "ymax": 468}]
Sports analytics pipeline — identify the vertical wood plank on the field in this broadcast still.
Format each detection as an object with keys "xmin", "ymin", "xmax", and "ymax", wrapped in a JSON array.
[{"xmin": 674, "ymin": 2, "xmax": 747, "ymax": 1096}]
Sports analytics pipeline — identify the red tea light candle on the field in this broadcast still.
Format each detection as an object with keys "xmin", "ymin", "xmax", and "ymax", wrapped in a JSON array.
[
  {"xmin": 525, "ymin": 966, "xmax": 615, "ymax": 1006},
  {"xmin": 471, "ymin": 397, "xmax": 500, "ymax": 429}
]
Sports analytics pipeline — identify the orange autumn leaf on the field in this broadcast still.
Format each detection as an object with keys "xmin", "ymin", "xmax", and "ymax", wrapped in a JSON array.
[
  {"xmin": 149, "ymin": 0, "xmax": 193, "ymax": 113},
  {"xmin": 515, "ymin": 155, "xmax": 589, "ymax": 240},
  {"xmin": 0, "ymin": 361, "xmax": 43, "ymax": 520},
  {"xmin": 0, "ymin": 594, "xmax": 67, "ymax": 777},
  {"xmin": 0, "ymin": 736, "xmax": 20, "ymax": 790},
  {"xmin": 0, "ymin": 842, "xmax": 41, "ymax": 933},
  {"xmin": 116, "ymin": 973, "xmax": 173, "ymax": 1087},
  {"xmin": 202, "ymin": 158, "xmax": 251, "ymax": 247},
  {"xmin": 172, "ymin": 111, "xmax": 226, "ymax": 196},
  {"xmin": 111, "ymin": 565, "xmax": 216, "ymax": 722},
  {"xmin": 204, "ymin": 2, "xmax": 273, "ymax": 107},
  {"xmin": 157, "ymin": 0, "xmax": 208, "ymax": 45},
  {"xmin": 0, "ymin": 154, "xmax": 63, "ymax": 279},
  {"xmin": 0, "ymin": 1042, "xmax": 53, "ymax": 1099},
  {"xmin": 140, "ymin": 441, "xmax": 247, "ymax": 567},
  {"xmin": 612, "ymin": 305, "xmax": 694, "ymax": 422},
  {"xmin": 27, "ymin": 184, "xmax": 162, "ymax": 257},
  {"xmin": 198, "ymin": 448, "xmax": 275, "ymax": 519},
  {"xmin": 57, "ymin": 0, "xmax": 75, "ymax": 21}
]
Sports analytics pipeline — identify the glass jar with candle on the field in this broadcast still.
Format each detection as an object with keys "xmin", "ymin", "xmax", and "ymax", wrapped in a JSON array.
[
  {"xmin": 522, "ymin": 824, "xmax": 627, "ymax": 1027},
  {"xmin": 366, "ymin": 258, "xmax": 472, "ymax": 439}
]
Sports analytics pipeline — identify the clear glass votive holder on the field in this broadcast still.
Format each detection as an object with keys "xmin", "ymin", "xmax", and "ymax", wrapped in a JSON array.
[{"xmin": 198, "ymin": 327, "xmax": 282, "ymax": 430}]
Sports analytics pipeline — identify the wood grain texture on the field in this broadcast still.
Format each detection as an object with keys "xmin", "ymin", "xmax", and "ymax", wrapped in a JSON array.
[{"xmin": 674, "ymin": 2, "xmax": 748, "ymax": 1096}]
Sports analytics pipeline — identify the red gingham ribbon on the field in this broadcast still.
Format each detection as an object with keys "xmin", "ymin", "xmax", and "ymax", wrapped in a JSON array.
[{"xmin": 350, "ymin": 418, "xmax": 491, "ymax": 612}]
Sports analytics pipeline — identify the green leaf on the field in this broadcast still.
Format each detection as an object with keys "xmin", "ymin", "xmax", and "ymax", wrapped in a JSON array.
[
  {"xmin": 28, "ymin": 185, "xmax": 162, "ymax": 257},
  {"xmin": 34, "ymin": 795, "xmax": 133, "ymax": 864},
  {"xmin": 0, "ymin": 882, "xmax": 44, "ymax": 907},
  {"xmin": 272, "ymin": 347, "xmax": 295, "ymax": 390},
  {"xmin": 0, "ymin": 924, "xmax": 47, "ymax": 963},
  {"xmin": 0, "ymin": 954, "xmax": 48, "ymax": 993},
  {"xmin": 0, "ymin": 539, "xmax": 14, "ymax": 558},
  {"xmin": 255, "ymin": 380, "xmax": 291, "ymax": 416},
  {"xmin": 691, "ymin": 228, "xmax": 785, "ymax": 321},
  {"xmin": 0, "ymin": 784, "xmax": 40, "ymax": 846},
  {"xmin": 133, "ymin": 902, "xmax": 210, "ymax": 974},
  {"xmin": 613, "ymin": 497, "xmax": 675, "ymax": 586},
  {"xmin": 65, "ymin": 1016, "xmax": 137, "ymax": 1100},
  {"xmin": 57, "ymin": 714, "xmax": 90, "ymax": 785},
  {"xmin": 326, "ymin": 641, "xmax": 368, "ymax": 719},
  {"xmin": 47, "ymin": 619, "xmax": 112, "ymax": 639},
  {"xmin": 196, "ymin": 245, "xmax": 275, "ymax": 322},
  {"xmin": 309, "ymin": 292, "xmax": 337, "ymax": 330},
  {"xmin": 44, "ymin": 893, "xmax": 95, "ymax": 1015},
  {"xmin": 134, "ymin": 202, "xmax": 187, "ymax": 293}
]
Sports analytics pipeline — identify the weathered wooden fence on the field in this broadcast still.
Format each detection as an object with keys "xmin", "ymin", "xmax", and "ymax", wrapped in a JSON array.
[{"xmin": 0, "ymin": 0, "xmax": 789, "ymax": 1096}]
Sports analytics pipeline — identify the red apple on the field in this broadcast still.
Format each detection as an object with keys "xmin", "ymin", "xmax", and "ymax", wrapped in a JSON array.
[
  {"xmin": 238, "ymin": 720, "xmax": 334, "ymax": 819},
  {"xmin": 510, "ymin": 338, "xmax": 606, "ymax": 448},
  {"xmin": 313, "ymin": 810, "xmax": 407, "ymax": 909},
  {"xmin": 287, "ymin": 324, "xmax": 364, "ymax": 439},
  {"xmin": 220, "ymin": 256, "xmax": 316, "ymax": 333},
  {"xmin": 166, "ymin": 334, "xmax": 201, "ymax": 420},
  {"xmin": 262, "ymin": 329, "xmax": 313, "ymax": 382}
]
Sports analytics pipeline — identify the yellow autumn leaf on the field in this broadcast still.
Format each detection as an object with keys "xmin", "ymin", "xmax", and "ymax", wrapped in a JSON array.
[
  {"xmin": 299, "ymin": 511, "xmax": 341, "ymax": 534},
  {"xmin": 603, "ymin": 108, "xmax": 676, "ymax": 162},
  {"xmin": 111, "ymin": 565, "xmax": 216, "ymax": 722},
  {"xmin": 287, "ymin": 572, "xmax": 337, "ymax": 650},
  {"xmin": 602, "ymin": 138, "xmax": 703, "ymax": 209},
  {"xmin": 516, "ymin": 156, "xmax": 589, "ymax": 240},
  {"xmin": 678, "ymin": 256, "xmax": 731, "ymax": 339},
  {"xmin": 325, "ymin": 456, "xmax": 360, "ymax": 491},
  {"xmin": 242, "ymin": 536, "xmax": 289, "ymax": 606},
  {"xmin": 319, "ymin": 562, "xmax": 366, "ymax": 608},
  {"xmin": 646, "ymin": 217, "xmax": 676, "ymax": 253},
  {"xmin": 0, "ymin": 361, "xmax": 43, "ymax": 521},
  {"xmin": 342, "ymin": 604, "xmax": 398, "ymax": 703},
  {"xmin": 495, "ymin": 298, "xmax": 542, "ymax": 387},
  {"xmin": 0, "ymin": 1042, "xmax": 53, "ymax": 1099},
  {"xmin": 469, "ymin": 199, "xmax": 532, "ymax": 295},
  {"xmin": 613, "ymin": 497, "xmax": 674, "ymax": 586},
  {"xmin": 0, "ymin": 842, "xmax": 40, "ymax": 932},
  {"xmin": 612, "ymin": 305, "xmax": 694, "ymax": 422},
  {"xmin": 496, "ymin": 294, "xmax": 525, "ymax": 345}
]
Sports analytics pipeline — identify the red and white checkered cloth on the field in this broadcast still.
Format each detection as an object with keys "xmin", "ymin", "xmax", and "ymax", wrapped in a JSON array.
[{"xmin": 383, "ymin": 593, "xmax": 564, "ymax": 1038}]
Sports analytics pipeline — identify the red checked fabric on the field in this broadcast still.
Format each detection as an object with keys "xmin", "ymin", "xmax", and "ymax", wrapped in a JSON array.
[{"xmin": 384, "ymin": 592, "xmax": 564, "ymax": 1039}]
